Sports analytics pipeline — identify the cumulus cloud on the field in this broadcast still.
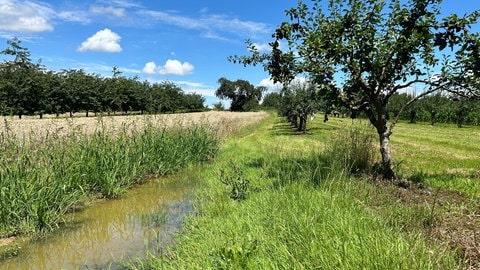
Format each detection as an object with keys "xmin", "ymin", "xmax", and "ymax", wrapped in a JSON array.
[
  {"xmin": 258, "ymin": 78, "xmax": 282, "ymax": 90},
  {"xmin": 77, "ymin": 28, "xmax": 122, "ymax": 53},
  {"xmin": 158, "ymin": 60, "xmax": 194, "ymax": 76},
  {"xmin": 0, "ymin": 0, "xmax": 54, "ymax": 33},
  {"xmin": 142, "ymin": 61, "xmax": 158, "ymax": 75},
  {"xmin": 258, "ymin": 76, "xmax": 310, "ymax": 91},
  {"xmin": 159, "ymin": 60, "xmax": 194, "ymax": 75},
  {"xmin": 142, "ymin": 60, "xmax": 194, "ymax": 76}
]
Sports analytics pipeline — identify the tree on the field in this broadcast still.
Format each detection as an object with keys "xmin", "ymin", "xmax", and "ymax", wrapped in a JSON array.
[
  {"xmin": 0, "ymin": 37, "xmax": 47, "ymax": 118},
  {"xmin": 213, "ymin": 101, "xmax": 225, "ymax": 111},
  {"xmin": 182, "ymin": 93, "xmax": 205, "ymax": 112},
  {"xmin": 417, "ymin": 93, "xmax": 450, "ymax": 125},
  {"xmin": 278, "ymin": 81, "xmax": 320, "ymax": 132},
  {"xmin": 159, "ymin": 81, "xmax": 184, "ymax": 113},
  {"xmin": 215, "ymin": 78, "xmax": 265, "ymax": 111},
  {"xmin": 231, "ymin": 0, "xmax": 480, "ymax": 179},
  {"xmin": 261, "ymin": 92, "xmax": 282, "ymax": 109}
]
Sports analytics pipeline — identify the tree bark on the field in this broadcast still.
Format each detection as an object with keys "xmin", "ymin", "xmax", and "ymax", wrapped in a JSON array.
[
  {"xmin": 367, "ymin": 103, "xmax": 396, "ymax": 180},
  {"xmin": 378, "ymin": 130, "xmax": 395, "ymax": 180},
  {"xmin": 298, "ymin": 115, "xmax": 307, "ymax": 133}
]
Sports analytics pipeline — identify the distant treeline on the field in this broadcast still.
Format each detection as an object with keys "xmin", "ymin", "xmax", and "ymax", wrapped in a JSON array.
[
  {"xmin": 0, "ymin": 38, "xmax": 205, "ymax": 119},
  {"xmin": 262, "ymin": 89, "xmax": 480, "ymax": 128},
  {"xmin": 388, "ymin": 93, "xmax": 480, "ymax": 127}
]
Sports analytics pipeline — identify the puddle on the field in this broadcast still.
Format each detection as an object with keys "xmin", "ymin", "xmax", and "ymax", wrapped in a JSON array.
[{"xmin": 0, "ymin": 172, "xmax": 195, "ymax": 269}]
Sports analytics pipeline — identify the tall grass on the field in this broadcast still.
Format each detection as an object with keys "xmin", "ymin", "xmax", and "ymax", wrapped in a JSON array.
[
  {"xmin": 0, "ymin": 118, "xmax": 218, "ymax": 237},
  {"xmin": 130, "ymin": 114, "xmax": 461, "ymax": 269}
]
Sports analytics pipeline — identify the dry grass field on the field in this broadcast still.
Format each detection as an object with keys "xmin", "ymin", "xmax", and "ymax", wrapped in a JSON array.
[{"xmin": 0, "ymin": 111, "xmax": 270, "ymax": 140}]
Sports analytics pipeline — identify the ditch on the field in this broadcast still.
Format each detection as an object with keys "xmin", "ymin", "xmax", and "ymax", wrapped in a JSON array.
[{"xmin": 0, "ymin": 170, "xmax": 197, "ymax": 270}]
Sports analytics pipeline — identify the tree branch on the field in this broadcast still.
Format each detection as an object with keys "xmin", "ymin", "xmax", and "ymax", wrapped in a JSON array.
[{"xmin": 388, "ymin": 82, "xmax": 448, "ymax": 133}]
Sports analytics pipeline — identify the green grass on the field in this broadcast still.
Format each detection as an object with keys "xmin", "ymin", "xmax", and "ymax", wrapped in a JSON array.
[
  {"xmin": 0, "ymin": 118, "xmax": 219, "ymax": 237},
  {"xmin": 308, "ymin": 117, "xmax": 480, "ymax": 197},
  {"xmin": 130, "ymin": 114, "xmax": 466, "ymax": 269}
]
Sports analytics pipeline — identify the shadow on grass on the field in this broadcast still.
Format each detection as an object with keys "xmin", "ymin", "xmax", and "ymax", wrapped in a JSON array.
[
  {"xmin": 405, "ymin": 170, "xmax": 480, "ymax": 198},
  {"xmin": 269, "ymin": 118, "xmax": 340, "ymax": 137},
  {"xmin": 247, "ymin": 153, "xmax": 340, "ymax": 188}
]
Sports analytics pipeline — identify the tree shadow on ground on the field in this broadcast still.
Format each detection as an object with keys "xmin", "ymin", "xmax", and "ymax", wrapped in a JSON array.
[{"xmin": 269, "ymin": 119, "xmax": 339, "ymax": 137}]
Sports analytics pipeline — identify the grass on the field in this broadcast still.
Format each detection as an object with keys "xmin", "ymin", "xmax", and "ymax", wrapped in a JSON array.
[
  {"xmin": 129, "ymin": 114, "xmax": 476, "ymax": 269},
  {"xmin": 292, "ymin": 117, "xmax": 480, "ymax": 197},
  {"xmin": 0, "ymin": 116, "xmax": 222, "ymax": 238}
]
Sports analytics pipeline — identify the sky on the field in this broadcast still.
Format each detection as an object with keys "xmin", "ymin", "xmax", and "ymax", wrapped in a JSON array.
[{"xmin": 0, "ymin": 0, "xmax": 479, "ymax": 107}]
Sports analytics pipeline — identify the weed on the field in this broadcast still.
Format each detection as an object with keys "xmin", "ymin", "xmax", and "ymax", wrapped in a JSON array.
[
  {"xmin": 219, "ymin": 161, "xmax": 250, "ymax": 201},
  {"xmin": 210, "ymin": 235, "xmax": 258, "ymax": 270}
]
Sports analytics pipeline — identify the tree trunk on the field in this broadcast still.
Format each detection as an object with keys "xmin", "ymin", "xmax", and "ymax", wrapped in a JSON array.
[
  {"xmin": 298, "ymin": 115, "xmax": 307, "ymax": 133},
  {"xmin": 378, "ymin": 130, "xmax": 396, "ymax": 180},
  {"xmin": 367, "ymin": 103, "xmax": 396, "ymax": 180}
]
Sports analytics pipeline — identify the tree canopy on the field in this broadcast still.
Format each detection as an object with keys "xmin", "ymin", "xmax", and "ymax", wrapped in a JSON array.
[
  {"xmin": 231, "ymin": 0, "xmax": 480, "ymax": 179},
  {"xmin": 215, "ymin": 77, "xmax": 266, "ymax": 111},
  {"xmin": 0, "ymin": 38, "xmax": 206, "ymax": 118}
]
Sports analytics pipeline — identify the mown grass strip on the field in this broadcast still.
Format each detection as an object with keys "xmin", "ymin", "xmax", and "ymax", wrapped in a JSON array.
[{"xmin": 131, "ymin": 114, "xmax": 463, "ymax": 269}]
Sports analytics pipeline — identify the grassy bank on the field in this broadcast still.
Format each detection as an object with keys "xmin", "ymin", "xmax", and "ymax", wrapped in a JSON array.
[
  {"xmin": 0, "ymin": 117, "xmax": 219, "ymax": 238},
  {"xmin": 131, "ymin": 114, "xmax": 480, "ymax": 269}
]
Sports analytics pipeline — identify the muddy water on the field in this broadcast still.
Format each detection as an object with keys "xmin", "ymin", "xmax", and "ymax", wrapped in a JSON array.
[{"xmin": 0, "ymin": 172, "xmax": 196, "ymax": 270}]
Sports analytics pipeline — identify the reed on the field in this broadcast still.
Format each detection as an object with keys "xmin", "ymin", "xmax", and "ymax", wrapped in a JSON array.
[{"xmin": 0, "ymin": 117, "xmax": 219, "ymax": 237}]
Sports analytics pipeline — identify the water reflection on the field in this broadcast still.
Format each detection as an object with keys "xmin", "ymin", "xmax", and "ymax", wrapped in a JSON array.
[{"xmin": 0, "ymin": 173, "xmax": 195, "ymax": 270}]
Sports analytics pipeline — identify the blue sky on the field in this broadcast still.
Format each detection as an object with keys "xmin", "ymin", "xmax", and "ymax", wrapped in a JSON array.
[{"xmin": 0, "ymin": 0, "xmax": 478, "ymax": 107}]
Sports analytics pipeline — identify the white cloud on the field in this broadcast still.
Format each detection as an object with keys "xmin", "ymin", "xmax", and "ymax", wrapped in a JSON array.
[
  {"xmin": 258, "ymin": 76, "xmax": 310, "ymax": 91},
  {"xmin": 175, "ymin": 81, "xmax": 207, "ymax": 88},
  {"xmin": 90, "ymin": 6, "xmax": 125, "ymax": 17},
  {"xmin": 140, "ymin": 10, "xmax": 269, "ymax": 40},
  {"xmin": 251, "ymin": 43, "xmax": 271, "ymax": 52},
  {"xmin": 142, "ymin": 60, "xmax": 194, "ymax": 76},
  {"xmin": 184, "ymin": 89, "xmax": 216, "ymax": 97},
  {"xmin": 158, "ymin": 59, "xmax": 194, "ymax": 76},
  {"xmin": 258, "ymin": 78, "xmax": 282, "ymax": 90},
  {"xmin": 57, "ymin": 11, "xmax": 91, "ymax": 24},
  {"xmin": 77, "ymin": 28, "xmax": 122, "ymax": 53},
  {"xmin": 142, "ymin": 61, "xmax": 157, "ymax": 75},
  {"xmin": 0, "ymin": 0, "xmax": 54, "ymax": 33},
  {"xmin": 99, "ymin": 0, "xmax": 142, "ymax": 9}
]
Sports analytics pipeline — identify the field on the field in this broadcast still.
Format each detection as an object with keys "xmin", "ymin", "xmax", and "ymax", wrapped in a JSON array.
[
  {"xmin": 1, "ymin": 111, "xmax": 479, "ymax": 269},
  {"xmin": 1, "ymin": 111, "xmax": 269, "ymax": 140},
  {"xmin": 131, "ymin": 113, "xmax": 480, "ymax": 269}
]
